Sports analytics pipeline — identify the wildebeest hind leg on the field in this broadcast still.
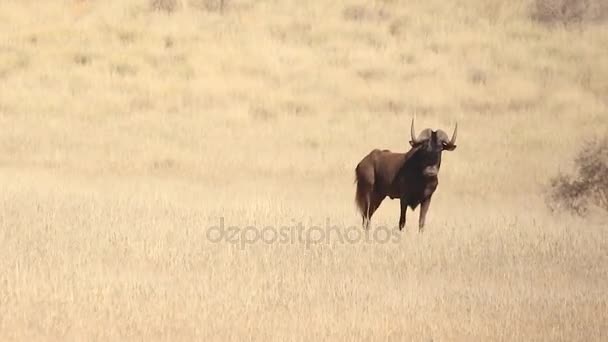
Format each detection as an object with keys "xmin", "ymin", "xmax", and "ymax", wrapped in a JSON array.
[
  {"xmin": 365, "ymin": 193, "xmax": 384, "ymax": 228},
  {"xmin": 359, "ymin": 192, "xmax": 371, "ymax": 229}
]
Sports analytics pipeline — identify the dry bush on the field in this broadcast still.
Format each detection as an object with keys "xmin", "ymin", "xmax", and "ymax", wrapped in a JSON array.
[
  {"xmin": 547, "ymin": 137, "xmax": 608, "ymax": 215},
  {"xmin": 531, "ymin": 0, "xmax": 608, "ymax": 25},
  {"xmin": 342, "ymin": 4, "xmax": 391, "ymax": 22},
  {"xmin": 189, "ymin": 0, "xmax": 226, "ymax": 12},
  {"xmin": 150, "ymin": 0, "xmax": 180, "ymax": 13},
  {"xmin": 151, "ymin": 0, "xmax": 227, "ymax": 13}
]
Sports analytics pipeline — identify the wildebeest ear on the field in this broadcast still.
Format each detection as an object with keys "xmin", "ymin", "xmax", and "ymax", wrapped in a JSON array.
[{"xmin": 443, "ymin": 143, "xmax": 457, "ymax": 151}]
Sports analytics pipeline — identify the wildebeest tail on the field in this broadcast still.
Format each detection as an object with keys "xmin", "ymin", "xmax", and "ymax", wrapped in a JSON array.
[
  {"xmin": 354, "ymin": 166, "xmax": 368, "ymax": 216},
  {"xmin": 355, "ymin": 185, "xmax": 366, "ymax": 216}
]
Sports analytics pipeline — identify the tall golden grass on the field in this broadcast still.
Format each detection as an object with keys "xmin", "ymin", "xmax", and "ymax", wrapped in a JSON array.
[{"xmin": 0, "ymin": 0, "xmax": 606, "ymax": 340}]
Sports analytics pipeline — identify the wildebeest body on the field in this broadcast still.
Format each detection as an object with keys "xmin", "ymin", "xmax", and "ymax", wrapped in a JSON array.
[{"xmin": 355, "ymin": 118, "xmax": 457, "ymax": 231}]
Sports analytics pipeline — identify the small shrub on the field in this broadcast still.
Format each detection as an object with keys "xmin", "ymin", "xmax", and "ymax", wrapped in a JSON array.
[
  {"xmin": 150, "ymin": 0, "xmax": 180, "ymax": 13},
  {"xmin": 73, "ymin": 53, "xmax": 91, "ymax": 66},
  {"xmin": 467, "ymin": 68, "xmax": 487, "ymax": 85},
  {"xmin": 151, "ymin": 0, "xmax": 227, "ymax": 14},
  {"xmin": 188, "ymin": 0, "xmax": 227, "ymax": 13},
  {"xmin": 342, "ymin": 5, "xmax": 390, "ymax": 22},
  {"xmin": 547, "ymin": 136, "xmax": 608, "ymax": 216},
  {"xmin": 531, "ymin": 0, "xmax": 608, "ymax": 25}
]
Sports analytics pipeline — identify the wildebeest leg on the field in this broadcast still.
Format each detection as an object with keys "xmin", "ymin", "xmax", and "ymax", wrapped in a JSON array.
[
  {"xmin": 368, "ymin": 193, "xmax": 384, "ymax": 221},
  {"xmin": 363, "ymin": 192, "xmax": 371, "ymax": 229},
  {"xmin": 363, "ymin": 215, "xmax": 370, "ymax": 230},
  {"xmin": 363, "ymin": 192, "xmax": 384, "ymax": 229},
  {"xmin": 399, "ymin": 198, "xmax": 407, "ymax": 231},
  {"xmin": 419, "ymin": 196, "xmax": 432, "ymax": 232}
]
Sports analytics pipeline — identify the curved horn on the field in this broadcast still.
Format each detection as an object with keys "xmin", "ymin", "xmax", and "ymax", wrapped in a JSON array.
[
  {"xmin": 449, "ymin": 122, "xmax": 458, "ymax": 145},
  {"xmin": 410, "ymin": 117, "xmax": 418, "ymax": 144}
]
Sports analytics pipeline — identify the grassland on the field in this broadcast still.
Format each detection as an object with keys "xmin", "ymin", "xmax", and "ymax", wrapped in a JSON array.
[{"xmin": 0, "ymin": 0, "xmax": 607, "ymax": 340}]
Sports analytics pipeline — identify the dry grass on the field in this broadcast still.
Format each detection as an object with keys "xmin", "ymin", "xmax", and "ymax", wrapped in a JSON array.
[{"xmin": 0, "ymin": 0, "xmax": 607, "ymax": 340}]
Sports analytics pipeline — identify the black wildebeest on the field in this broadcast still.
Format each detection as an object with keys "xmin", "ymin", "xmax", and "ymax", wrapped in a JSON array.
[{"xmin": 354, "ymin": 117, "xmax": 457, "ymax": 232}]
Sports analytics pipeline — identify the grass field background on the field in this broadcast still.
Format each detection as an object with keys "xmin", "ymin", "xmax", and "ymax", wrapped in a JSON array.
[{"xmin": 0, "ymin": 0, "xmax": 607, "ymax": 340}]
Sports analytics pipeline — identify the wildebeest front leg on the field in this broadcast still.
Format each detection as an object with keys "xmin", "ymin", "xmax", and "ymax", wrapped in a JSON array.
[
  {"xmin": 418, "ymin": 196, "xmax": 432, "ymax": 232},
  {"xmin": 399, "ymin": 198, "xmax": 407, "ymax": 231}
]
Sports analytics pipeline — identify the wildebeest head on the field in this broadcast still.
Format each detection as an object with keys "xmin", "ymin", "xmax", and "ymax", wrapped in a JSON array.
[{"xmin": 408, "ymin": 117, "xmax": 457, "ymax": 178}]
